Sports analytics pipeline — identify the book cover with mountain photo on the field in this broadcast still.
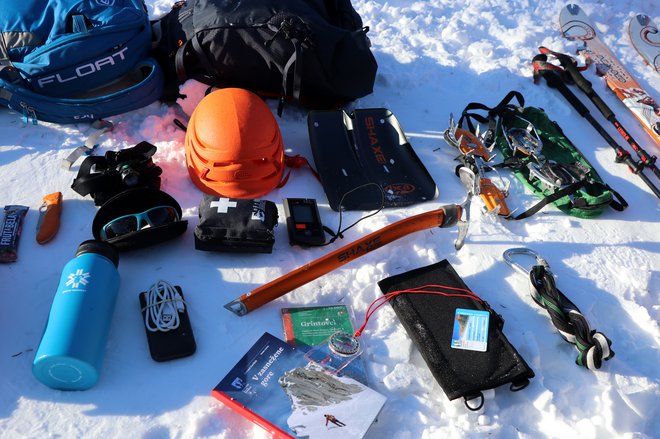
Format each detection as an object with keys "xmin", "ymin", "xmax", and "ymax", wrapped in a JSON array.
[{"xmin": 211, "ymin": 332, "xmax": 386, "ymax": 439}]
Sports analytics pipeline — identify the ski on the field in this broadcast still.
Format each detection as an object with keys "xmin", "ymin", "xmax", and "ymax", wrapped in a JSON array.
[
  {"xmin": 559, "ymin": 4, "xmax": 660, "ymax": 146},
  {"xmin": 629, "ymin": 14, "xmax": 660, "ymax": 74}
]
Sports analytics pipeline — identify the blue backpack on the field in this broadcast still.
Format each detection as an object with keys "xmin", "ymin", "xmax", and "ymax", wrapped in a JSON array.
[{"xmin": 0, "ymin": 0, "xmax": 163, "ymax": 124}]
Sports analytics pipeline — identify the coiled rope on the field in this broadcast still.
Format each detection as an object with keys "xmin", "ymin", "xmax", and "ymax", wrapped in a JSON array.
[{"xmin": 504, "ymin": 248, "xmax": 613, "ymax": 370}]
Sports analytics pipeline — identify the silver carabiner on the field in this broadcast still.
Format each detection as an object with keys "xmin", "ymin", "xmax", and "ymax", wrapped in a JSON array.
[{"xmin": 503, "ymin": 247, "xmax": 549, "ymax": 277}]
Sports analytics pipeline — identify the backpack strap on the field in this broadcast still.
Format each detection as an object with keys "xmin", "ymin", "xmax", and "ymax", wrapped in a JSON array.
[
  {"xmin": 71, "ymin": 15, "xmax": 90, "ymax": 34},
  {"xmin": 62, "ymin": 119, "xmax": 114, "ymax": 169},
  {"xmin": 175, "ymin": 37, "xmax": 212, "ymax": 83},
  {"xmin": 269, "ymin": 15, "xmax": 312, "ymax": 116},
  {"xmin": 278, "ymin": 42, "xmax": 303, "ymax": 116},
  {"xmin": 0, "ymin": 34, "xmax": 22, "ymax": 84}
]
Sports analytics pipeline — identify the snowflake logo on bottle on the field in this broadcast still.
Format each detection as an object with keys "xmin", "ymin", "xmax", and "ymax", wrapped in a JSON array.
[{"xmin": 65, "ymin": 269, "xmax": 91, "ymax": 289}]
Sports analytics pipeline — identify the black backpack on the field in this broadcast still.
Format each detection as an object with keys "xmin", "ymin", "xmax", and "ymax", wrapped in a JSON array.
[{"xmin": 151, "ymin": 0, "xmax": 378, "ymax": 113}]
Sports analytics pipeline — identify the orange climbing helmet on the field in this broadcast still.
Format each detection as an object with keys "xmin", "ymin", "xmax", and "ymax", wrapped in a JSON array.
[{"xmin": 185, "ymin": 88, "xmax": 285, "ymax": 198}]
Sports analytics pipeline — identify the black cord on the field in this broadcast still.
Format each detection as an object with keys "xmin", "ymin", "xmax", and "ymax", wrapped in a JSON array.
[{"xmin": 319, "ymin": 183, "xmax": 386, "ymax": 247}]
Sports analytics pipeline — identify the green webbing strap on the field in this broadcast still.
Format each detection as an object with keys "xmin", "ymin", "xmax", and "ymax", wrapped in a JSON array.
[
  {"xmin": 494, "ymin": 157, "xmax": 628, "ymax": 216},
  {"xmin": 490, "ymin": 157, "xmax": 590, "ymax": 219}
]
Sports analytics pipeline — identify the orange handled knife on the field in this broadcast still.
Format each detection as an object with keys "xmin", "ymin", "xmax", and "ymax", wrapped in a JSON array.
[{"xmin": 36, "ymin": 192, "xmax": 62, "ymax": 244}]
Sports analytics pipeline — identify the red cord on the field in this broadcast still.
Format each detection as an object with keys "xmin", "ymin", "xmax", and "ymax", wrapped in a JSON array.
[
  {"xmin": 285, "ymin": 154, "xmax": 321, "ymax": 180},
  {"xmin": 277, "ymin": 154, "xmax": 321, "ymax": 188},
  {"xmin": 353, "ymin": 284, "xmax": 483, "ymax": 337}
]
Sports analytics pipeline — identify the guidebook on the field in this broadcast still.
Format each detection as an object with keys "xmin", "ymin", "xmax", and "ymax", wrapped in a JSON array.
[
  {"xmin": 281, "ymin": 305, "xmax": 369, "ymax": 385},
  {"xmin": 212, "ymin": 332, "xmax": 386, "ymax": 439}
]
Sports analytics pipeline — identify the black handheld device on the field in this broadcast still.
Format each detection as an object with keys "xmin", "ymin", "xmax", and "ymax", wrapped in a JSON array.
[
  {"xmin": 139, "ymin": 286, "xmax": 196, "ymax": 362},
  {"xmin": 283, "ymin": 198, "xmax": 326, "ymax": 246}
]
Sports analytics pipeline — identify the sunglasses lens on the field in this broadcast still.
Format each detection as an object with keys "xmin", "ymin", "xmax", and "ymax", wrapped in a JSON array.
[
  {"xmin": 101, "ymin": 206, "xmax": 179, "ymax": 240},
  {"xmin": 103, "ymin": 216, "xmax": 138, "ymax": 239},
  {"xmin": 146, "ymin": 206, "xmax": 179, "ymax": 226}
]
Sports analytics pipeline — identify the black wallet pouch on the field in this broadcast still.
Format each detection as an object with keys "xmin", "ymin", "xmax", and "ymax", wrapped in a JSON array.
[
  {"xmin": 378, "ymin": 260, "xmax": 534, "ymax": 410},
  {"xmin": 194, "ymin": 196, "xmax": 278, "ymax": 253}
]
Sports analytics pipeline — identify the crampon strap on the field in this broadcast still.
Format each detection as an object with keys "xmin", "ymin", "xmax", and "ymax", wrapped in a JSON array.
[{"xmin": 492, "ymin": 159, "xmax": 628, "ymax": 219}]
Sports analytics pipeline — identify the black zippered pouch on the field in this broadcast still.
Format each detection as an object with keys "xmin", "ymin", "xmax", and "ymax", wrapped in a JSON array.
[
  {"xmin": 378, "ymin": 260, "xmax": 534, "ymax": 410},
  {"xmin": 194, "ymin": 196, "xmax": 278, "ymax": 253}
]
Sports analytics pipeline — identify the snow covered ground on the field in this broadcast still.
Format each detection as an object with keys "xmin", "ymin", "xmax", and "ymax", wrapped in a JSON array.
[{"xmin": 1, "ymin": 0, "xmax": 658, "ymax": 438}]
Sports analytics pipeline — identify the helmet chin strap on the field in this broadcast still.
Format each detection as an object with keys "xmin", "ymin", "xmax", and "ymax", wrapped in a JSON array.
[{"xmin": 277, "ymin": 154, "xmax": 321, "ymax": 188}]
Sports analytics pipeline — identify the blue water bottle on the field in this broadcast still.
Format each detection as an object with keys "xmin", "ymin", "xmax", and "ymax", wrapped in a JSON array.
[{"xmin": 33, "ymin": 240, "xmax": 120, "ymax": 390}]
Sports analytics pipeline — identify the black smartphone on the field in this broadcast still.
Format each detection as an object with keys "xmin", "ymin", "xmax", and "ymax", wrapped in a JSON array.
[{"xmin": 139, "ymin": 286, "xmax": 197, "ymax": 362}]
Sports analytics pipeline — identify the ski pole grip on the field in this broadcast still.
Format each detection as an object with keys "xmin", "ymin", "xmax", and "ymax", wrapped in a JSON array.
[
  {"xmin": 562, "ymin": 60, "xmax": 615, "ymax": 120},
  {"xmin": 586, "ymin": 92, "xmax": 614, "ymax": 121},
  {"xmin": 559, "ymin": 56, "xmax": 593, "ymax": 92},
  {"xmin": 544, "ymin": 71, "xmax": 590, "ymax": 117}
]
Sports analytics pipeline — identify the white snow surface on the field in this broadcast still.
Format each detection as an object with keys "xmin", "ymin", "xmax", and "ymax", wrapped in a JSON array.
[{"xmin": 1, "ymin": 1, "xmax": 659, "ymax": 438}]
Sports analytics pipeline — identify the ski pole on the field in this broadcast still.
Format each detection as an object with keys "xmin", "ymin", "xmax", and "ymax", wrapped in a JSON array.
[
  {"xmin": 224, "ymin": 202, "xmax": 467, "ymax": 316},
  {"xmin": 533, "ymin": 55, "xmax": 660, "ymax": 199},
  {"xmin": 539, "ymin": 47, "xmax": 659, "ymax": 179}
]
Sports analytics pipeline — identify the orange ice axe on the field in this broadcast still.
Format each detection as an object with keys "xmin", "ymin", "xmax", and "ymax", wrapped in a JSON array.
[{"xmin": 224, "ymin": 197, "xmax": 470, "ymax": 317}]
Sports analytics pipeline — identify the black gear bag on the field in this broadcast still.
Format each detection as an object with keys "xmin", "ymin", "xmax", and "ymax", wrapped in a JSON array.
[
  {"xmin": 151, "ymin": 0, "xmax": 378, "ymax": 113},
  {"xmin": 378, "ymin": 260, "xmax": 535, "ymax": 410}
]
